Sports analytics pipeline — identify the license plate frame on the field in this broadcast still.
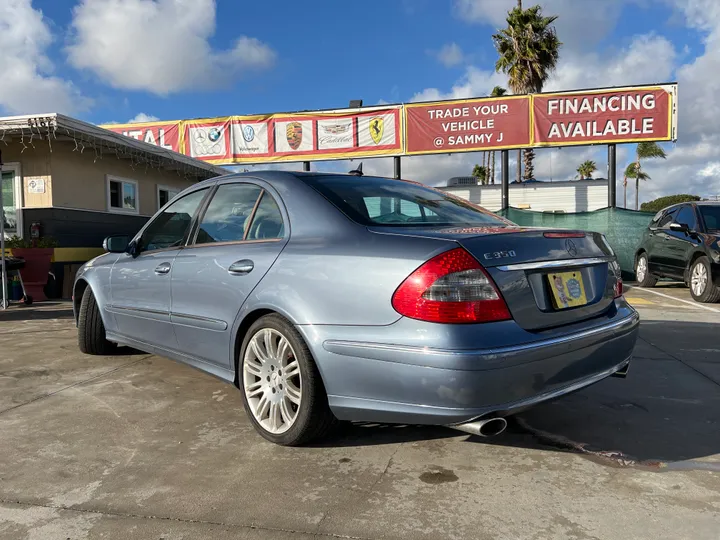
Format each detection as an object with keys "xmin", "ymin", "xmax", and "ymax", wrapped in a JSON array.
[{"xmin": 547, "ymin": 270, "xmax": 588, "ymax": 310}]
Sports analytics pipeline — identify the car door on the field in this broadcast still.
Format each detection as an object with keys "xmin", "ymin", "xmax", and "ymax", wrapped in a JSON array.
[
  {"xmin": 665, "ymin": 204, "xmax": 701, "ymax": 277},
  {"xmin": 170, "ymin": 180, "xmax": 289, "ymax": 369},
  {"xmin": 649, "ymin": 207, "xmax": 678, "ymax": 275},
  {"xmin": 109, "ymin": 187, "xmax": 211, "ymax": 347}
]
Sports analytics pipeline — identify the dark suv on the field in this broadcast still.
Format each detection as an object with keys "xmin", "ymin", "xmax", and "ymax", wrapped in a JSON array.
[{"xmin": 635, "ymin": 202, "xmax": 720, "ymax": 302}]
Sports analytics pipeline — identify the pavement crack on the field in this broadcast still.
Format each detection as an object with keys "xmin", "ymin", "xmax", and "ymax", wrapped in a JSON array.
[
  {"xmin": 0, "ymin": 356, "xmax": 151, "ymax": 417},
  {"xmin": 0, "ymin": 498, "xmax": 373, "ymax": 539},
  {"xmin": 639, "ymin": 336, "xmax": 720, "ymax": 389}
]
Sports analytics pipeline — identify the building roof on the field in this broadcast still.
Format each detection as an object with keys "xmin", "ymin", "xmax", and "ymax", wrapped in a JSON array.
[{"xmin": 0, "ymin": 113, "xmax": 227, "ymax": 180}]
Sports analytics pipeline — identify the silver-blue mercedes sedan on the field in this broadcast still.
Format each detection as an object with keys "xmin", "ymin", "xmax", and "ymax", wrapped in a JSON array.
[{"xmin": 74, "ymin": 171, "xmax": 639, "ymax": 446}]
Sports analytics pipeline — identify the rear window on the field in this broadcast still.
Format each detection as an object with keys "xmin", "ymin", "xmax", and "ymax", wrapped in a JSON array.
[
  {"xmin": 301, "ymin": 175, "xmax": 508, "ymax": 227},
  {"xmin": 699, "ymin": 205, "xmax": 720, "ymax": 231}
]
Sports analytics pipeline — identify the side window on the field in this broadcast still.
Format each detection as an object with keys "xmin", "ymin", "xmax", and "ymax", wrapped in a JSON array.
[
  {"xmin": 675, "ymin": 206, "xmax": 698, "ymax": 230},
  {"xmin": 195, "ymin": 184, "xmax": 263, "ymax": 244},
  {"xmin": 657, "ymin": 208, "xmax": 677, "ymax": 229},
  {"xmin": 246, "ymin": 192, "xmax": 285, "ymax": 240},
  {"xmin": 139, "ymin": 188, "xmax": 209, "ymax": 253}
]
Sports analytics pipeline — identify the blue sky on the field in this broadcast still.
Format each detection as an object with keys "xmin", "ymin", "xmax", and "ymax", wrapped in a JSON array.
[{"xmin": 2, "ymin": 0, "xmax": 720, "ymax": 203}]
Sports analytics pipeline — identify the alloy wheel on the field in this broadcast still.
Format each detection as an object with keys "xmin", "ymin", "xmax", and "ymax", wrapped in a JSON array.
[
  {"xmin": 243, "ymin": 328, "xmax": 302, "ymax": 434},
  {"xmin": 636, "ymin": 257, "xmax": 647, "ymax": 282},
  {"xmin": 691, "ymin": 263, "xmax": 708, "ymax": 297}
]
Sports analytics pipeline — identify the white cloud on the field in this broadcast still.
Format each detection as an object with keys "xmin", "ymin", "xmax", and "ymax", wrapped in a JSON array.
[
  {"xmin": 0, "ymin": 0, "xmax": 89, "ymax": 115},
  {"xmin": 67, "ymin": 0, "xmax": 276, "ymax": 95},
  {"xmin": 127, "ymin": 113, "xmax": 160, "ymax": 123},
  {"xmin": 433, "ymin": 43, "xmax": 465, "ymax": 67},
  {"xmin": 454, "ymin": 0, "xmax": 628, "ymax": 51},
  {"xmin": 411, "ymin": 66, "xmax": 508, "ymax": 102}
]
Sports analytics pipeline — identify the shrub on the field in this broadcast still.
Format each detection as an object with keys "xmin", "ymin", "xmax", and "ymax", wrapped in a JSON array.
[{"xmin": 640, "ymin": 194, "xmax": 701, "ymax": 213}]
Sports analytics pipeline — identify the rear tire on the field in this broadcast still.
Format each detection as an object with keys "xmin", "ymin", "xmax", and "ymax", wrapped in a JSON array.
[
  {"xmin": 78, "ymin": 288, "xmax": 114, "ymax": 355},
  {"xmin": 635, "ymin": 253, "xmax": 657, "ymax": 287},
  {"xmin": 689, "ymin": 256, "xmax": 720, "ymax": 303},
  {"xmin": 238, "ymin": 314, "xmax": 335, "ymax": 446}
]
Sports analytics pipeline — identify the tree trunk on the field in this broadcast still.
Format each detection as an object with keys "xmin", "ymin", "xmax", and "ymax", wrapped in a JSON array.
[
  {"xmin": 518, "ymin": 0, "xmax": 522, "ymax": 8},
  {"xmin": 623, "ymin": 176, "xmax": 627, "ymax": 208},
  {"xmin": 516, "ymin": 149, "xmax": 522, "ymax": 183},
  {"xmin": 635, "ymin": 178, "xmax": 639, "ymax": 210},
  {"xmin": 523, "ymin": 149, "xmax": 534, "ymax": 181},
  {"xmin": 491, "ymin": 151, "xmax": 496, "ymax": 184}
]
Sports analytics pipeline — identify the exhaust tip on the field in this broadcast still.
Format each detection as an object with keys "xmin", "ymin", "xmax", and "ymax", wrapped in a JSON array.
[{"xmin": 450, "ymin": 417, "xmax": 508, "ymax": 438}]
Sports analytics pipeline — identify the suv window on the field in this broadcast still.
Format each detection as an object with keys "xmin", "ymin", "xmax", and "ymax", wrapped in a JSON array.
[
  {"xmin": 657, "ymin": 208, "xmax": 678, "ymax": 229},
  {"xmin": 139, "ymin": 188, "xmax": 209, "ymax": 252},
  {"xmin": 699, "ymin": 205, "xmax": 720, "ymax": 231},
  {"xmin": 245, "ymin": 191, "xmax": 285, "ymax": 240},
  {"xmin": 675, "ymin": 205, "xmax": 698, "ymax": 230},
  {"xmin": 196, "ymin": 184, "xmax": 263, "ymax": 244}
]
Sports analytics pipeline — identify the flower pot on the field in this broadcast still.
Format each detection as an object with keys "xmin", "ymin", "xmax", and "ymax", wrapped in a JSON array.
[{"xmin": 12, "ymin": 248, "xmax": 54, "ymax": 302}]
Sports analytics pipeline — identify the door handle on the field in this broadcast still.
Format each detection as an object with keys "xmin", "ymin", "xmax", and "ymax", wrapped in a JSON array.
[
  {"xmin": 228, "ymin": 260, "xmax": 254, "ymax": 275},
  {"xmin": 154, "ymin": 262, "xmax": 172, "ymax": 275}
]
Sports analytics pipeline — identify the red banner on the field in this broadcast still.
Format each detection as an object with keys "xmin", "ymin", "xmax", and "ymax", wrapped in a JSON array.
[
  {"xmin": 102, "ymin": 121, "xmax": 182, "ymax": 153},
  {"xmin": 533, "ymin": 87, "xmax": 673, "ymax": 146},
  {"xmin": 404, "ymin": 96, "xmax": 531, "ymax": 155}
]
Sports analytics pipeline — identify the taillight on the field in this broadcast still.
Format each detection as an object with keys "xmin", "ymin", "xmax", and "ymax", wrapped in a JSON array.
[
  {"xmin": 610, "ymin": 259, "xmax": 623, "ymax": 298},
  {"xmin": 392, "ymin": 248, "xmax": 511, "ymax": 324}
]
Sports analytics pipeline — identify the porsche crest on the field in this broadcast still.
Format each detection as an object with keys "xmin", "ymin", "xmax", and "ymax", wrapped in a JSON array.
[
  {"xmin": 286, "ymin": 122, "xmax": 303, "ymax": 150},
  {"xmin": 369, "ymin": 117, "xmax": 384, "ymax": 144}
]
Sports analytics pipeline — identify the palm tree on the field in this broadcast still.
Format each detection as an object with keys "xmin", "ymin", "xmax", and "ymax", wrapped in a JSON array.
[
  {"xmin": 493, "ymin": 4, "xmax": 561, "ymax": 182},
  {"xmin": 624, "ymin": 163, "xmax": 651, "ymax": 208},
  {"xmin": 472, "ymin": 164, "xmax": 488, "ymax": 185},
  {"xmin": 631, "ymin": 142, "xmax": 667, "ymax": 209},
  {"xmin": 488, "ymin": 86, "xmax": 507, "ymax": 184},
  {"xmin": 576, "ymin": 160, "xmax": 597, "ymax": 180}
]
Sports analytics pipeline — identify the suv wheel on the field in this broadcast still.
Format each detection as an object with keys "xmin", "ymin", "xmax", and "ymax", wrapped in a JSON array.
[
  {"xmin": 689, "ymin": 256, "xmax": 720, "ymax": 303},
  {"xmin": 636, "ymin": 254, "xmax": 657, "ymax": 287},
  {"xmin": 238, "ymin": 314, "xmax": 336, "ymax": 446}
]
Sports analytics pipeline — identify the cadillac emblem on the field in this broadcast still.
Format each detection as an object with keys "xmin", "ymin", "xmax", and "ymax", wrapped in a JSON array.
[
  {"xmin": 369, "ymin": 117, "xmax": 384, "ymax": 144},
  {"xmin": 286, "ymin": 122, "xmax": 303, "ymax": 150}
]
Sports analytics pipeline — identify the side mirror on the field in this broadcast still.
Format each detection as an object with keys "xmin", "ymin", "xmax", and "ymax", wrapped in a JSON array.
[
  {"xmin": 669, "ymin": 222, "xmax": 689, "ymax": 233},
  {"xmin": 102, "ymin": 235, "xmax": 130, "ymax": 253}
]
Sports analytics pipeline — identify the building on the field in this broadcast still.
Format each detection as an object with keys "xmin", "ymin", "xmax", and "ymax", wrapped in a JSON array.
[
  {"xmin": 1, "ymin": 113, "xmax": 226, "ymax": 297},
  {"xmin": 439, "ymin": 178, "xmax": 610, "ymax": 213}
]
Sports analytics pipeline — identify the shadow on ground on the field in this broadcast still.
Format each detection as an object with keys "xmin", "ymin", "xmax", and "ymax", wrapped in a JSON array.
[{"xmin": 317, "ymin": 320, "xmax": 720, "ymax": 464}]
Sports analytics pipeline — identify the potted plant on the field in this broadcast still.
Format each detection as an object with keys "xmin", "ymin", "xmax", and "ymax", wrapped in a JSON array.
[{"xmin": 7, "ymin": 235, "xmax": 58, "ymax": 302}]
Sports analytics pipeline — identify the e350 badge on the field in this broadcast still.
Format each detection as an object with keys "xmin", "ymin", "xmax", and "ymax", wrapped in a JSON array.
[{"xmin": 483, "ymin": 250, "xmax": 516, "ymax": 260}]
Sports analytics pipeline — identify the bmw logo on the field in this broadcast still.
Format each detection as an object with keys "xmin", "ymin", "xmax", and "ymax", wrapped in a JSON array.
[{"xmin": 208, "ymin": 127, "xmax": 222, "ymax": 142}]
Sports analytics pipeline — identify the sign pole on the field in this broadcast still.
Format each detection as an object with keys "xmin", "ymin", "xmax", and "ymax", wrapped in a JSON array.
[
  {"xmin": 303, "ymin": 161, "xmax": 310, "ymax": 172},
  {"xmin": 394, "ymin": 156, "xmax": 401, "ymax": 179},
  {"xmin": 0, "ymin": 148, "xmax": 7, "ymax": 310},
  {"xmin": 501, "ymin": 150, "xmax": 509, "ymax": 211},
  {"xmin": 607, "ymin": 144, "xmax": 617, "ymax": 208}
]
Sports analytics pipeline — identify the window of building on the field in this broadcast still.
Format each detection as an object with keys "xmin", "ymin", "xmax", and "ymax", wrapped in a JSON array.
[
  {"xmin": 157, "ymin": 185, "xmax": 181, "ymax": 210},
  {"xmin": 107, "ymin": 176, "xmax": 139, "ymax": 214}
]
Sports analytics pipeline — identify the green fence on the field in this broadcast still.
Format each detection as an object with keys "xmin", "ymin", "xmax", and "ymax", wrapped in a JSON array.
[{"xmin": 496, "ymin": 207, "xmax": 656, "ymax": 279}]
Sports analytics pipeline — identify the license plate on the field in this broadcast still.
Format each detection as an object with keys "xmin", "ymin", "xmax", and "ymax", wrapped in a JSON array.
[{"xmin": 548, "ymin": 271, "xmax": 588, "ymax": 309}]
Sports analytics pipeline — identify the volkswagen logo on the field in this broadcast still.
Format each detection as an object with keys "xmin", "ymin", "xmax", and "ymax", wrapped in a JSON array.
[{"xmin": 565, "ymin": 239, "xmax": 578, "ymax": 257}]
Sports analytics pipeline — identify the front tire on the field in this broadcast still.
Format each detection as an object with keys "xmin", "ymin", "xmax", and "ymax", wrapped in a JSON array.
[
  {"xmin": 77, "ymin": 288, "xmax": 114, "ymax": 355},
  {"xmin": 238, "ymin": 314, "xmax": 335, "ymax": 446},
  {"xmin": 635, "ymin": 253, "xmax": 657, "ymax": 287},
  {"xmin": 689, "ymin": 256, "xmax": 720, "ymax": 303}
]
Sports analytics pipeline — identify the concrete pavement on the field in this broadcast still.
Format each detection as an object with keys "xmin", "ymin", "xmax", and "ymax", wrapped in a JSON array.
[{"xmin": 0, "ymin": 290, "xmax": 718, "ymax": 540}]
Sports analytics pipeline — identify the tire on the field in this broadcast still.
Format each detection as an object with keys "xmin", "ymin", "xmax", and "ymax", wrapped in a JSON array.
[
  {"xmin": 635, "ymin": 253, "xmax": 657, "ymax": 287},
  {"xmin": 77, "ymin": 287, "xmax": 114, "ymax": 355},
  {"xmin": 689, "ymin": 256, "xmax": 720, "ymax": 303},
  {"xmin": 238, "ymin": 314, "xmax": 335, "ymax": 446}
]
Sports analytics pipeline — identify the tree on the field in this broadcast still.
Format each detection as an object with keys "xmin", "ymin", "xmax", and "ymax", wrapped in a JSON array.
[
  {"xmin": 624, "ymin": 142, "xmax": 667, "ymax": 209},
  {"xmin": 472, "ymin": 164, "xmax": 488, "ymax": 185},
  {"xmin": 493, "ymin": 4, "xmax": 561, "ymax": 183},
  {"xmin": 640, "ymin": 194, "xmax": 701, "ymax": 213},
  {"xmin": 488, "ymin": 86, "xmax": 507, "ymax": 184},
  {"xmin": 576, "ymin": 160, "xmax": 597, "ymax": 180}
]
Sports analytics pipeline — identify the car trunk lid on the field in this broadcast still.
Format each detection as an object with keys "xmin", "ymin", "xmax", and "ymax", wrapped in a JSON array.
[{"xmin": 369, "ymin": 225, "xmax": 618, "ymax": 330}]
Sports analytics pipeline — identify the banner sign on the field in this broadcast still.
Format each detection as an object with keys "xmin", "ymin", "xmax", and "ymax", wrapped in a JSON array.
[
  {"xmin": 100, "ymin": 83, "xmax": 677, "ymax": 165},
  {"xmin": 533, "ymin": 85, "xmax": 674, "ymax": 146},
  {"xmin": 102, "ymin": 121, "xmax": 182, "ymax": 153},
  {"xmin": 404, "ymin": 96, "xmax": 531, "ymax": 155}
]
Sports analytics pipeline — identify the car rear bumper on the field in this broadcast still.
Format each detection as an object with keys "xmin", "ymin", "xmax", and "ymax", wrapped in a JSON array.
[{"xmin": 299, "ymin": 308, "xmax": 639, "ymax": 425}]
